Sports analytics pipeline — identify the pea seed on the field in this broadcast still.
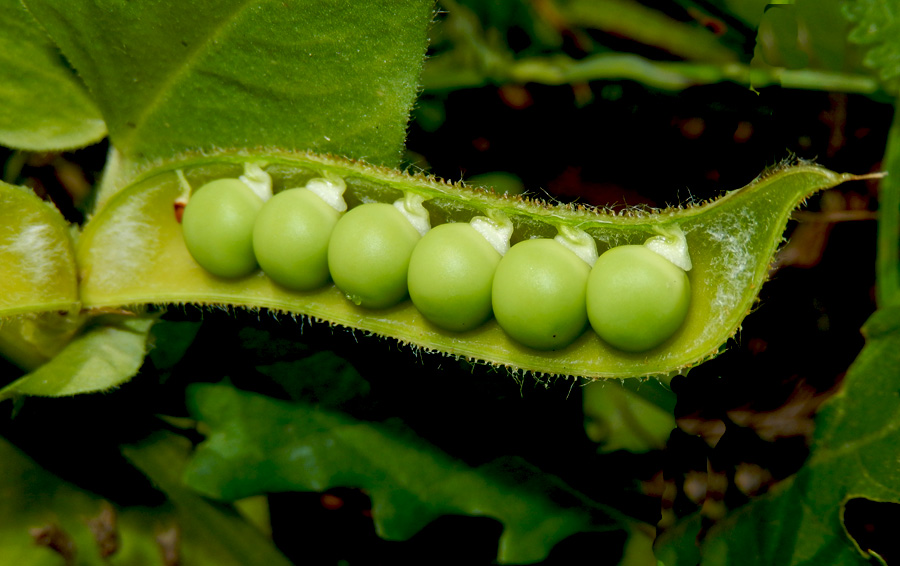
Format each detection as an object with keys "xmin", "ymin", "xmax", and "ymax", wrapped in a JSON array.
[
  {"xmin": 587, "ymin": 245, "xmax": 691, "ymax": 352},
  {"xmin": 182, "ymin": 178, "xmax": 263, "ymax": 278}
]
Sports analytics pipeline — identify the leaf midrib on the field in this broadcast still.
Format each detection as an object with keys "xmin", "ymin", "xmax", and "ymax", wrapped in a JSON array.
[{"xmin": 115, "ymin": 0, "xmax": 258, "ymax": 155}]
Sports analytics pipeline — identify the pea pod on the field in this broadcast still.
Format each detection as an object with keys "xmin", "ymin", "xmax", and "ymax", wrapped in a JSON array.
[
  {"xmin": 75, "ymin": 151, "xmax": 873, "ymax": 378},
  {"xmin": 0, "ymin": 181, "xmax": 78, "ymax": 317}
]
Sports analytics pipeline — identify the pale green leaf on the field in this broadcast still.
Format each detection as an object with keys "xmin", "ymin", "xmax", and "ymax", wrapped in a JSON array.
[
  {"xmin": 183, "ymin": 383, "xmax": 634, "ymax": 564},
  {"xmin": 22, "ymin": 0, "xmax": 435, "ymax": 186},
  {"xmin": 0, "ymin": 0, "xmax": 105, "ymax": 150},
  {"xmin": 0, "ymin": 314, "xmax": 155, "ymax": 401}
]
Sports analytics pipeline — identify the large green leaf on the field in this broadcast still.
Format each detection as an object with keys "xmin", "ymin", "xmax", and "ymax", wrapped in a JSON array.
[
  {"xmin": 656, "ymin": 306, "xmax": 900, "ymax": 565},
  {"xmin": 22, "ymin": 0, "xmax": 435, "ymax": 187},
  {"xmin": 183, "ymin": 383, "xmax": 634, "ymax": 564},
  {"xmin": 0, "ymin": 0, "xmax": 105, "ymax": 151},
  {"xmin": 0, "ymin": 431, "xmax": 291, "ymax": 566}
]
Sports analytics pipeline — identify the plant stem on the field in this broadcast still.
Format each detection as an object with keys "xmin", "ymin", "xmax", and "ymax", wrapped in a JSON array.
[{"xmin": 877, "ymin": 101, "xmax": 900, "ymax": 308}]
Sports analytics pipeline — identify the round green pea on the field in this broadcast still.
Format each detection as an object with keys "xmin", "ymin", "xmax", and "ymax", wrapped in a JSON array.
[
  {"xmin": 408, "ymin": 223, "xmax": 501, "ymax": 332},
  {"xmin": 327, "ymin": 203, "xmax": 421, "ymax": 309},
  {"xmin": 252, "ymin": 188, "xmax": 340, "ymax": 291},
  {"xmin": 587, "ymin": 245, "xmax": 691, "ymax": 352},
  {"xmin": 492, "ymin": 238, "xmax": 590, "ymax": 350},
  {"xmin": 181, "ymin": 178, "xmax": 263, "ymax": 278}
]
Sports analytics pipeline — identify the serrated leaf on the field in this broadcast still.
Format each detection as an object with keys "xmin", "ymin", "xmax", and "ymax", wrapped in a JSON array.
[
  {"xmin": 0, "ymin": 0, "xmax": 105, "ymax": 151},
  {"xmin": 0, "ymin": 431, "xmax": 291, "ymax": 566},
  {"xmin": 22, "ymin": 0, "xmax": 435, "ymax": 187},
  {"xmin": 656, "ymin": 307, "xmax": 900, "ymax": 565},
  {"xmin": 0, "ymin": 314, "xmax": 155, "ymax": 401},
  {"xmin": 183, "ymin": 383, "xmax": 633, "ymax": 564}
]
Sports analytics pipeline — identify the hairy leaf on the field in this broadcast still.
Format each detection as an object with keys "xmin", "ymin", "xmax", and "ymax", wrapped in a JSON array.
[
  {"xmin": 656, "ymin": 306, "xmax": 900, "ymax": 565},
  {"xmin": 22, "ymin": 0, "xmax": 435, "ymax": 188},
  {"xmin": 183, "ymin": 383, "xmax": 633, "ymax": 564},
  {"xmin": 0, "ymin": 315, "xmax": 155, "ymax": 401},
  {"xmin": 0, "ymin": 0, "xmax": 105, "ymax": 151}
]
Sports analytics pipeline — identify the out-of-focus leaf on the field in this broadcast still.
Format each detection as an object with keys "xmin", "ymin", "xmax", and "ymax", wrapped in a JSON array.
[
  {"xmin": 656, "ymin": 306, "xmax": 900, "ymax": 565},
  {"xmin": 0, "ymin": 431, "xmax": 291, "ymax": 565},
  {"xmin": 257, "ymin": 351, "xmax": 370, "ymax": 407},
  {"xmin": 0, "ymin": 0, "xmax": 105, "ymax": 151},
  {"xmin": 184, "ymin": 383, "xmax": 634, "ymax": 565},
  {"xmin": 845, "ymin": 0, "xmax": 900, "ymax": 92},
  {"xmin": 122, "ymin": 431, "xmax": 293, "ymax": 566},
  {"xmin": 148, "ymin": 320, "xmax": 201, "ymax": 371},
  {"xmin": 22, "ymin": 0, "xmax": 436, "ymax": 190},
  {"xmin": 751, "ymin": 0, "xmax": 873, "ymax": 90},
  {"xmin": 560, "ymin": 0, "xmax": 738, "ymax": 63},
  {"xmin": 0, "ymin": 314, "xmax": 155, "ymax": 401},
  {"xmin": 583, "ymin": 381, "xmax": 676, "ymax": 453}
]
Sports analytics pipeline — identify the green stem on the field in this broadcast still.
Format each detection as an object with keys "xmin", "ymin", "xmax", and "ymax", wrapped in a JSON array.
[{"xmin": 877, "ymin": 101, "xmax": 900, "ymax": 308}]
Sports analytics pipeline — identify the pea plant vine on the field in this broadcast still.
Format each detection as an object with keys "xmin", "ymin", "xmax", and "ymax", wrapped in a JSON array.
[{"xmin": 1, "ymin": 0, "xmax": 899, "ymax": 565}]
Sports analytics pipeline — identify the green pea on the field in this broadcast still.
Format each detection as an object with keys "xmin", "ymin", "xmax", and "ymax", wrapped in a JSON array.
[
  {"xmin": 587, "ymin": 245, "xmax": 691, "ymax": 352},
  {"xmin": 327, "ymin": 203, "xmax": 421, "ymax": 309},
  {"xmin": 408, "ymin": 223, "xmax": 501, "ymax": 332},
  {"xmin": 182, "ymin": 178, "xmax": 264, "ymax": 278},
  {"xmin": 492, "ymin": 238, "xmax": 590, "ymax": 350},
  {"xmin": 252, "ymin": 188, "xmax": 340, "ymax": 291}
]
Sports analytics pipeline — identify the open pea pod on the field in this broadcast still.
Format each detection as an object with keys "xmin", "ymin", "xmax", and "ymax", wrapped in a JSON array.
[
  {"xmin": 0, "ymin": 181, "xmax": 79, "ymax": 316},
  {"xmin": 76, "ymin": 151, "xmax": 870, "ymax": 378}
]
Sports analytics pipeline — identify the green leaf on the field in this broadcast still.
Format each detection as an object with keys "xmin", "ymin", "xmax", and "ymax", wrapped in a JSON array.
[
  {"xmin": 844, "ymin": 0, "xmax": 900, "ymax": 92},
  {"xmin": 148, "ymin": 320, "xmax": 202, "ymax": 371},
  {"xmin": 0, "ymin": 314, "xmax": 155, "ymax": 401},
  {"xmin": 122, "ymin": 431, "xmax": 294, "ymax": 566},
  {"xmin": 656, "ymin": 307, "xmax": 900, "ymax": 565},
  {"xmin": 184, "ymin": 383, "xmax": 634, "ymax": 564},
  {"xmin": 0, "ymin": 181, "xmax": 78, "ymax": 317},
  {"xmin": 750, "ymin": 0, "xmax": 871, "ymax": 89},
  {"xmin": 257, "ymin": 351, "xmax": 371, "ymax": 407},
  {"xmin": 0, "ymin": 0, "xmax": 105, "ymax": 151},
  {"xmin": 22, "ymin": 0, "xmax": 435, "ymax": 187},
  {"xmin": 583, "ymin": 380, "xmax": 676, "ymax": 453},
  {"xmin": 0, "ymin": 431, "xmax": 291, "ymax": 566}
]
